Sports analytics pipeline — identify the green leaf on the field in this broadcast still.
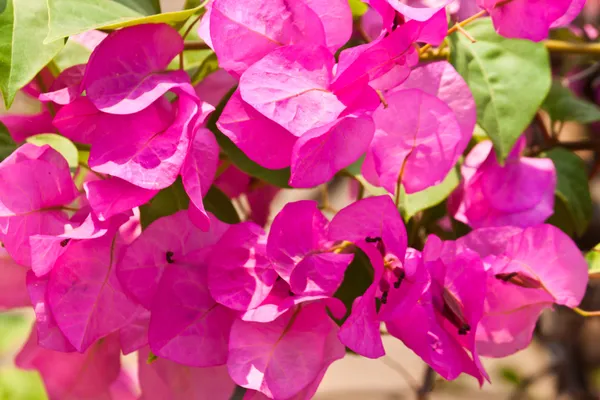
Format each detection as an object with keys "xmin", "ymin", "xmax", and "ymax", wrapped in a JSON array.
[
  {"xmin": 0, "ymin": 367, "xmax": 47, "ymax": 400},
  {"xmin": 0, "ymin": 122, "xmax": 17, "ymax": 161},
  {"xmin": 26, "ymin": 133, "xmax": 79, "ymax": 170},
  {"xmin": 348, "ymin": 0, "xmax": 368, "ymax": 18},
  {"xmin": 140, "ymin": 178, "xmax": 189, "ymax": 228},
  {"xmin": 204, "ymin": 186, "xmax": 240, "ymax": 224},
  {"xmin": 542, "ymin": 81, "xmax": 600, "ymax": 124},
  {"xmin": 333, "ymin": 248, "xmax": 373, "ymax": 325},
  {"xmin": 449, "ymin": 18, "xmax": 551, "ymax": 162},
  {"xmin": 52, "ymin": 40, "xmax": 92, "ymax": 72},
  {"xmin": 585, "ymin": 244, "xmax": 600, "ymax": 277},
  {"xmin": 0, "ymin": 313, "xmax": 31, "ymax": 355},
  {"xmin": 46, "ymin": 0, "xmax": 203, "ymax": 42},
  {"xmin": 545, "ymin": 148, "xmax": 593, "ymax": 236},
  {"xmin": 207, "ymin": 88, "xmax": 292, "ymax": 188},
  {"xmin": 400, "ymin": 167, "xmax": 459, "ymax": 222},
  {"xmin": 0, "ymin": 0, "xmax": 65, "ymax": 108},
  {"xmin": 546, "ymin": 195, "xmax": 576, "ymax": 237}
]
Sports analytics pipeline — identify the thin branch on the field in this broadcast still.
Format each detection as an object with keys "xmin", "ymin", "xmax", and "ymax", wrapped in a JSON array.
[
  {"xmin": 417, "ymin": 366, "xmax": 437, "ymax": 400},
  {"xmin": 544, "ymin": 40, "xmax": 600, "ymax": 55},
  {"xmin": 183, "ymin": 41, "xmax": 212, "ymax": 51}
]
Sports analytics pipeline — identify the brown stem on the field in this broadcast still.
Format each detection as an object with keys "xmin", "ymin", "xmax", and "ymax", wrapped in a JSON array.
[
  {"xmin": 417, "ymin": 366, "xmax": 436, "ymax": 400},
  {"xmin": 183, "ymin": 41, "xmax": 212, "ymax": 50}
]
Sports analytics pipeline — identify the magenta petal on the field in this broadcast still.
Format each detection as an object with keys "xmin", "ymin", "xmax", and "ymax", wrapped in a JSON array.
[
  {"xmin": 267, "ymin": 200, "xmax": 330, "ymax": 282},
  {"xmin": 85, "ymin": 177, "xmax": 158, "ymax": 221},
  {"xmin": 117, "ymin": 211, "xmax": 228, "ymax": 309},
  {"xmin": 239, "ymin": 45, "xmax": 344, "ymax": 136},
  {"xmin": 181, "ymin": 128, "xmax": 220, "ymax": 231},
  {"xmin": 39, "ymin": 64, "xmax": 86, "ymax": 106},
  {"xmin": 217, "ymin": 90, "xmax": 297, "ymax": 169},
  {"xmin": 386, "ymin": 0, "xmax": 452, "ymax": 21},
  {"xmin": 120, "ymin": 308, "xmax": 150, "ymax": 355},
  {"xmin": 329, "ymin": 195, "xmax": 407, "ymax": 259},
  {"xmin": 89, "ymin": 94, "xmax": 195, "ymax": 190},
  {"xmin": 290, "ymin": 114, "xmax": 375, "ymax": 188},
  {"xmin": 551, "ymin": 0, "xmax": 586, "ymax": 27},
  {"xmin": 0, "ymin": 248, "xmax": 29, "ymax": 310},
  {"xmin": 416, "ymin": 8, "xmax": 448, "ymax": 45},
  {"xmin": 0, "ymin": 111, "xmax": 55, "ymax": 142},
  {"xmin": 26, "ymin": 272, "xmax": 75, "ymax": 352},
  {"xmin": 148, "ymin": 262, "xmax": 235, "ymax": 367},
  {"xmin": 195, "ymin": 69, "xmax": 238, "ymax": 108},
  {"xmin": 84, "ymin": 24, "xmax": 186, "ymax": 114},
  {"xmin": 228, "ymin": 302, "xmax": 344, "ymax": 399},
  {"xmin": 208, "ymin": 222, "xmax": 277, "ymax": 311},
  {"xmin": 290, "ymin": 252, "xmax": 354, "ymax": 296},
  {"xmin": 301, "ymin": 0, "xmax": 352, "ymax": 52},
  {"xmin": 138, "ymin": 346, "xmax": 236, "ymax": 400},
  {"xmin": 52, "ymin": 97, "xmax": 104, "ymax": 144},
  {"xmin": 209, "ymin": 0, "xmax": 326, "ymax": 77},
  {"xmin": 16, "ymin": 329, "xmax": 121, "ymax": 399},
  {"xmin": 48, "ymin": 234, "xmax": 138, "ymax": 352},
  {"xmin": 367, "ymin": 89, "xmax": 463, "ymax": 194}
]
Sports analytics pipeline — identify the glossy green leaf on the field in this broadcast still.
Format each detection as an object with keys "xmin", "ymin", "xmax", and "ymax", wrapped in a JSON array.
[
  {"xmin": 46, "ymin": 0, "xmax": 203, "ymax": 42},
  {"xmin": 207, "ymin": 88, "xmax": 292, "ymax": 188},
  {"xmin": 585, "ymin": 243, "xmax": 600, "ymax": 278},
  {"xmin": 26, "ymin": 133, "xmax": 79, "ymax": 170},
  {"xmin": 140, "ymin": 178, "xmax": 189, "ymax": 228},
  {"xmin": 0, "ymin": 122, "xmax": 17, "ymax": 162},
  {"xmin": 546, "ymin": 148, "xmax": 593, "ymax": 236},
  {"xmin": 204, "ymin": 185, "xmax": 240, "ymax": 224},
  {"xmin": 546, "ymin": 195, "xmax": 575, "ymax": 237},
  {"xmin": 333, "ymin": 248, "xmax": 373, "ymax": 325},
  {"xmin": 450, "ymin": 18, "xmax": 551, "ymax": 162},
  {"xmin": 52, "ymin": 40, "xmax": 92, "ymax": 72},
  {"xmin": 400, "ymin": 167, "xmax": 459, "ymax": 222},
  {"xmin": 0, "ymin": 0, "xmax": 65, "ymax": 108},
  {"xmin": 542, "ymin": 81, "xmax": 600, "ymax": 124}
]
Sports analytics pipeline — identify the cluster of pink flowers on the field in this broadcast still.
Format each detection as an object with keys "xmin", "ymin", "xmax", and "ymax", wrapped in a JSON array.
[{"xmin": 0, "ymin": 0, "xmax": 590, "ymax": 398}]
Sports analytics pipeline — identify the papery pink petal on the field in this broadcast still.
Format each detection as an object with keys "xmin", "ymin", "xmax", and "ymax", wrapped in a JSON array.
[
  {"xmin": 70, "ymin": 30, "xmax": 107, "ymax": 51},
  {"xmin": 0, "ymin": 111, "xmax": 55, "ymax": 142},
  {"xmin": 209, "ymin": 0, "xmax": 326, "ymax": 77},
  {"xmin": 0, "ymin": 248, "xmax": 29, "ymax": 310},
  {"xmin": 84, "ymin": 177, "xmax": 158, "ymax": 221},
  {"xmin": 416, "ymin": 8, "xmax": 448, "ymax": 45},
  {"xmin": 290, "ymin": 114, "xmax": 375, "ymax": 188},
  {"xmin": 247, "ymin": 184, "xmax": 280, "ymax": 227},
  {"xmin": 479, "ymin": 0, "xmax": 570, "ymax": 41},
  {"xmin": 89, "ymin": 93, "xmax": 195, "ymax": 190},
  {"xmin": 117, "ymin": 211, "xmax": 228, "ymax": 309},
  {"xmin": 366, "ymin": 89, "xmax": 463, "ymax": 194},
  {"xmin": 394, "ymin": 61, "xmax": 475, "ymax": 155},
  {"xmin": 26, "ymin": 272, "xmax": 76, "ymax": 352},
  {"xmin": 138, "ymin": 346, "xmax": 236, "ymax": 400},
  {"xmin": 240, "ymin": 45, "xmax": 344, "ymax": 136},
  {"xmin": 301, "ymin": 0, "xmax": 353, "ymax": 51},
  {"xmin": 208, "ymin": 222, "xmax": 277, "ymax": 311},
  {"xmin": 217, "ymin": 90, "xmax": 297, "ymax": 169},
  {"xmin": 386, "ymin": 0, "xmax": 452, "ymax": 21},
  {"xmin": 148, "ymin": 261, "xmax": 235, "ymax": 367},
  {"xmin": 52, "ymin": 97, "xmax": 103, "ymax": 144},
  {"xmin": 195, "ymin": 69, "xmax": 237, "ymax": 107},
  {"xmin": 84, "ymin": 24, "xmax": 186, "ymax": 114},
  {"xmin": 329, "ymin": 195, "xmax": 407, "ymax": 259},
  {"xmin": 290, "ymin": 252, "xmax": 354, "ymax": 296},
  {"xmin": 267, "ymin": 201, "xmax": 330, "ymax": 282},
  {"xmin": 215, "ymin": 165, "xmax": 251, "ymax": 198},
  {"xmin": 365, "ymin": 0, "xmax": 396, "ymax": 32},
  {"xmin": 228, "ymin": 302, "xmax": 344, "ymax": 399},
  {"xmin": 39, "ymin": 64, "xmax": 86, "ymax": 105},
  {"xmin": 552, "ymin": 0, "xmax": 586, "ymax": 27},
  {"xmin": 48, "ymin": 234, "xmax": 138, "ymax": 352},
  {"xmin": 337, "ymin": 242, "xmax": 386, "ymax": 358},
  {"xmin": 181, "ymin": 128, "xmax": 220, "ymax": 231},
  {"xmin": 120, "ymin": 308, "xmax": 150, "ymax": 355},
  {"xmin": 16, "ymin": 329, "xmax": 121, "ymax": 400}
]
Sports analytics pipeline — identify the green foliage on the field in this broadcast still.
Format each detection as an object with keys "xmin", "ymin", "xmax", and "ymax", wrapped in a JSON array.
[
  {"xmin": 140, "ymin": 178, "xmax": 189, "ymax": 228},
  {"xmin": 542, "ymin": 81, "xmax": 600, "ymax": 124},
  {"xmin": 585, "ymin": 243, "xmax": 600, "ymax": 277},
  {"xmin": 207, "ymin": 89, "xmax": 292, "ymax": 188},
  {"xmin": 333, "ymin": 248, "xmax": 373, "ymax": 325},
  {"xmin": 46, "ymin": 0, "xmax": 203, "ymax": 42},
  {"xmin": 204, "ymin": 186, "xmax": 241, "ymax": 224},
  {"xmin": 0, "ymin": 0, "xmax": 64, "ymax": 108},
  {"xmin": 348, "ymin": 0, "xmax": 368, "ymax": 18},
  {"xmin": 52, "ymin": 40, "xmax": 92, "ymax": 72},
  {"xmin": 450, "ymin": 18, "xmax": 551, "ymax": 162},
  {"xmin": 26, "ymin": 134, "xmax": 79, "ymax": 170},
  {"xmin": 0, "ymin": 122, "xmax": 16, "ymax": 162},
  {"xmin": 546, "ymin": 148, "xmax": 593, "ymax": 236},
  {"xmin": 400, "ymin": 168, "xmax": 459, "ymax": 222}
]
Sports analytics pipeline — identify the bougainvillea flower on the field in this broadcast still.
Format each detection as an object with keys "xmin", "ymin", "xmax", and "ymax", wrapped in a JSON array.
[
  {"xmin": 478, "ymin": 0, "xmax": 574, "ymax": 41},
  {"xmin": 0, "ymin": 144, "xmax": 78, "ymax": 266},
  {"xmin": 195, "ymin": 69, "xmax": 237, "ymax": 107},
  {"xmin": 449, "ymin": 138, "xmax": 556, "ymax": 229},
  {"xmin": 457, "ymin": 224, "xmax": 588, "ymax": 357},
  {"xmin": 363, "ymin": 88, "xmax": 465, "ymax": 194},
  {"xmin": 38, "ymin": 64, "xmax": 86, "ymax": 106},
  {"xmin": 0, "ymin": 247, "xmax": 29, "ymax": 310},
  {"xmin": 16, "ymin": 329, "xmax": 122, "ymax": 400},
  {"xmin": 208, "ymin": 222, "xmax": 277, "ymax": 311},
  {"xmin": 0, "ymin": 111, "xmax": 55, "ymax": 143},
  {"xmin": 206, "ymin": 0, "xmax": 351, "ymax": 77},
  {"xmin": 267, "ymin": 201, "xmax": 353, "ymax": 296},
  {"xmin": 119, "ymin": 307, "xmax": 150, "ymax": 355},
  {"xmin": 228, "ymin": 302, "xmax": 345, "ymax": 399},
  {"xmin": 47, "ymin": 231, "xmax": 138, "ymax": 352},
  {"xmin": 328, "ymin": 195, "xmax": 428, "ymax": 358},
  {"xmin": 83, "ymin": 23, "xmax": 188, "ymax": 115},
  {"xmin": 381, "ymin": 0, "xmax": 453, "ymax": 21},
  {"xmin": 138, "ymin": 347, "xmax": 236, "ymax": 400}
]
